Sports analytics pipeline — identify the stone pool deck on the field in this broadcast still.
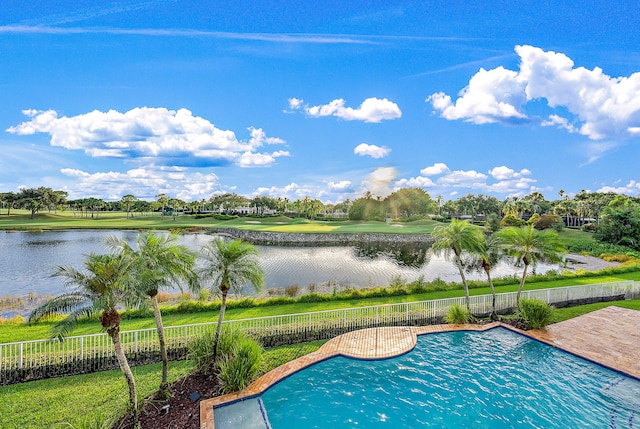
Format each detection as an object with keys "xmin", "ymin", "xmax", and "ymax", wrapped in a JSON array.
[{"xmin": 200, "ymin": 306, "xmax": 640, "ymax": 429}]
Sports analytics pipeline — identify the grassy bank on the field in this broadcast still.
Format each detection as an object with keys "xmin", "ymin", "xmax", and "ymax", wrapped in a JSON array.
[
  {"xmin": 0, "ymin": 340, "xmax": 325, "ymax": 428},
  {"xmin": 2, "ymin": 264, "xmax": 639, "ymax": 343},
  {"xmin": 0, "ymin": 210, "xmax": 441, "ymax": 234}
]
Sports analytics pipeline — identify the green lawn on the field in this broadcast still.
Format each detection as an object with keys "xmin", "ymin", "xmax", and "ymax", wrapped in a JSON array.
[
  {"xmin": 3, "ymin": 269, "xmax": 639, "ymax": 343},
  {"xmin": 0, "ymin": 210, "xmax": 442, "ymax": 233},
  {"xmin": 0, "ymin": 340, "xmax": 325, "ymax": 429}
]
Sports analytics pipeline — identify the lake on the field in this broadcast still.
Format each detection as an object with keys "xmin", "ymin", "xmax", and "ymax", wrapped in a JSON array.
[{"xmin": 0, "ymin": 230, "xmax": 558, "ymax": 299}]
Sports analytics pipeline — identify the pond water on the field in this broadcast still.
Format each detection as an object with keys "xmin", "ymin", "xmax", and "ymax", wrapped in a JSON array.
[{"xmin": 0, "ymin": 230, "xmax": 559, "ymax": 299}]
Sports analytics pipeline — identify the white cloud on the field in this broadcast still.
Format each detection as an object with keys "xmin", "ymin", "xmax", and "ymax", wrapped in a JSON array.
[
  {"xmin": 488, "ymin": 166, "xmax": 531, "ymax": 180},
  {"xmin": 328, "ymin": 180, "xmax": 352, "ymax": 191},
  {"xmin": 7, "ymin": 107, "xmax": 286, "ymax": 168},
  {"xmin": 582, "ymin": 141, "xmax": 620, "ymax": 165},
  {"xmin": 426, "ymin": 66, "xmax": 527, "ymax": 124},
  {"xmin": 428, "ymin": 45, "xmax": 640, "ymax": 140},
  {"xmin": 59, "ymin": 167, "xmax": 220, "ymax": 201},
  {"xmin": 597, "ymin": 180, "xmax": 640, "ymax": 195},
  {"xmin": 420, "ymin": 162, "xmax": 450, "ymax": 176},
  {"xmin": 290, "ymin": 97, "xmax": 402, "ymax": 123},
  {"xmin": 253, "ymin": 182, "xmax": 312, "ymax": 199},
  {"xmin": 438, "ymin": 170, "xmax": 488, "ymax": 188},
  {"xmin": 353, "ymin": 143, "xmax": 391, "ymax": 158},
  {"xmin": 395, "ymin": 176, "xmax": 435, "ymax": 188}
]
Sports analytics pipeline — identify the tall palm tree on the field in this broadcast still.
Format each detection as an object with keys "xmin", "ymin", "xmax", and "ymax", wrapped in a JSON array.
[
  {"xmin": 28, "ymin": 253, "xmax": 139, "ymax": 422},
  {"xmin": 431, "ymin": 218, "xmax": 485, "ymax": 310},
  {"xmin": 108, "ymin": 232, "xmax": 196, "ymax": 395},
  {"xmin": 496, "ymin": 224, "xmax": 565, "ymax": 305},
  {"xmin": 198, "ymin": 238, "xmax": 264, "ymax": 358},
  {"xmin": 478, "ymin": 234, "xmax": 503, "ymax": 320}
]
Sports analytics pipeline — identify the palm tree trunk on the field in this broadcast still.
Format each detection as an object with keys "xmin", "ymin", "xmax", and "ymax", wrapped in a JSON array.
[
  {"xmin": 455, "ymin": 256, "xmax": 471, "ymax": 311},
  {"xmin": 517, "ymin": 263, "xmax": 529, "ymax": 306},
  {"xmin": 213, "ymin": 291, "xmax": 228, "ymax": 359},
  {"xmin": 484, "ymin": 267, "xmax": 497, "ymax": 320},
  {"xmin": 111, "ymin": 331, "xmax": 138, "ymax": 422},
  {"xmin": 150, "ymin": 294, "xmax": 169, "ymax": 394}
]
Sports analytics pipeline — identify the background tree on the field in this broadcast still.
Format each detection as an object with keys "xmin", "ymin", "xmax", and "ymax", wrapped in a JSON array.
[
  {"xmin": 198, "ymin": 239, "xmax": 264, "ymax": 358},
  {"xmin": 496, "ymin": 225, "xmax": 565, "ymax": 305},
  {"xmin": 594, "ymin": 196, "xmax": 640, "ymax": 249},
  {"xmin": 121, "ymin": 194, "xmax": 137, "ymax": 219},
  {"xmin": 431, "ymin": 219, "xmax": 485, "ymax": 310},
  {"xmin": 29, "ymin": 253, "xmax": 140, "ymax": 422},
  {"xmin": 0, "ymin": 191, "xmax": 17, "ymax": 215},
  {"xmin": 155, "ymin": 193, "xmax": 169, "ymax": 217}
]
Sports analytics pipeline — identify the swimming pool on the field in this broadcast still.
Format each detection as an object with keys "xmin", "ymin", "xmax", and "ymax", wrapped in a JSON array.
[{"xmin": 214, "ymin": 327, "xmax": 640, "ymax": 428}]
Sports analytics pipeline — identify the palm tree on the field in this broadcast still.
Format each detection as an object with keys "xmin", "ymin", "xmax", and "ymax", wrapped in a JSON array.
[
  {"xmin": 198, "ymin": 238, "xmax": 264, "ymax": 358},
  {"xmin": 108, "ymin": 232, "xmax": 196, "ymax": 395},
  {"xmin": 478, "ymin": 234, "xmax": 503, "ymax": 320},
  {"xmin": 431, "ymin": 218, "xmax": 485, "ymax": 310},
  {"xmin": 496, "ymin": 224, "xmax": 565, "ymax": 305},
  {"xmin": 28, "ymin": 253, "xmax": 139, "ymax": 422}
]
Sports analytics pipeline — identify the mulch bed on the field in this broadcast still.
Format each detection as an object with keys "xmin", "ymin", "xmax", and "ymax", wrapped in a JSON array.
[{"xmin": 114, "ymin": 373, "xmax": 220, "ymax": 429}]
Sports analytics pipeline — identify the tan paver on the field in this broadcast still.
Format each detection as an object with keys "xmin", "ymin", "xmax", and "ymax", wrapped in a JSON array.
[{"xmin": 200, "ymin": 307, "xmax": 640, "ymax": 429}]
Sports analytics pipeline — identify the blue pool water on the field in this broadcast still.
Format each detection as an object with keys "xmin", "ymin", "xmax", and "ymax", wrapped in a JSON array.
[{"xmin": 215, "ymin": 328, "xmax": 640, "ymax": 428}]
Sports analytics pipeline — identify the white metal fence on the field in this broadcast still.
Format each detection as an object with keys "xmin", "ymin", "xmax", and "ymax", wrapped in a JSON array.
[{"xmin": 1, "ymin": 281, "xmax": 637, "ymax": 384}]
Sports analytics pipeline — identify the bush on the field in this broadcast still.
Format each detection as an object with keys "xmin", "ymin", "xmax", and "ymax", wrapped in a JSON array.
[
  {"xmin": 533, "ymin": 214, "xmax": 562, "ymax": 230},
  {"xmin": 582, "ymin": 222, "xmax": 597, "ymax": 232},
  {"xmin": 218, "ymin": 335, "xmax": 263, "ymax": 394},
  {"xmin": 518, "ymin": 298, "xmax": 556, "ymax": 329},
  {"xmin": 187, "ymin": 328, "xmax": 218, "ymax": 375},
  {"xmin": 284, "ymin": 284, "xmax": 300, "ymax": 297},
  {"xmin": 444, "ymin": 304, "xmax": 473, "ymax": 324},
  {"xmin": 501, "ymin": 215, "xmax": 526, "ymax": 227},
  {"xmin": 485, "ymin": 213, "xmax": 501, "ymax": 233},
  {"xmin": 600, "ymin": 253, "xmax": 635, "ymax": 263}
]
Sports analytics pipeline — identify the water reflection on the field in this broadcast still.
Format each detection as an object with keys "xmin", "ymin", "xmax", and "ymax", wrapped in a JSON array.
[
  {"xmin": 0, "ymin": 230, "xmax": 559, "ymax": 299},
  {"xmin": 352, "ymin": 242, "xmax": 431, "ymax": 267}
]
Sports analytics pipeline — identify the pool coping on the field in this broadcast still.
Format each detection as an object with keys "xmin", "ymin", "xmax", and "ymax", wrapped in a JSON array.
[{"xmin": 200, "ymin": 306, "xmax": 640, "ymax": 429}]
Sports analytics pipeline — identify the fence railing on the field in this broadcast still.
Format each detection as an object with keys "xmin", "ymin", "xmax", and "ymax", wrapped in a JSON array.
[{"xmin": 1, "ymin": 280, "xmax": 637, "ymax": 384}]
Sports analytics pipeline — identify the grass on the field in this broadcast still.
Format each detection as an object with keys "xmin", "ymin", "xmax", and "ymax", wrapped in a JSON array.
[
  {"xmin": 553, "ymin": 299, "xmax": 640, "ymax": 322},
  {"xmin": 3, "ymin": 268, "xmax": 640, "ymax": 343},
  {"xmin": 0, "ymin": 360, "xmax": 195, "ymax": 428},
  {"xmin": 0, "ymin": 210, "xmax": 441, "ymax": 234},
  {"xmin": 0, "ymin": 340, "xmax": 326, "ymax": 429}
]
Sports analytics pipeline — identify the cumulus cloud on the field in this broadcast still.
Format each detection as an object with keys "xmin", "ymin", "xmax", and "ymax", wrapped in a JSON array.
[
  {"xmin": 253, "ymin": 182, "xmax": 312, "ymax": 199},
  {"xmin": 289, "ymin": 97, "xmax": 401, "ymax": 123},
  {"xmin": 420, "ymin": 162, "xmax": 450, "ymax": 176},
  {"xmin": 59, "ymin": 167, "xmax": 220, "ymax": 201},
  {"xmin": 328, "ymin": 180, "xmax": 353, "ymax": 191},
  {"xmin": 395, "ymin": 163, "xmax": 537, "ymax": 196},
  {"xmin": 354, "ymin": 143, "xmax": 391, "ymax": 158},
  {"xmin": 427, "ymin": 45, "xmax": 640, "ymax": 140},
  {"xmin": 7, "ymin": 107, "xmax": 286, "ymax": 168},
  {"xmin": 488, "ymin": 166, "xmax": 531, "ymax": 180},
  {"xmin": 597, "ymin": 180, "xmax": 640, "ymax": 195}
]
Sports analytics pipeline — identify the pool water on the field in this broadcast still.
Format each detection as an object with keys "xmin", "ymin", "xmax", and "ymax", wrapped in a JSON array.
[{"xmin": 215, "ymin": 328, "xmax": 640, "ymax": 428}]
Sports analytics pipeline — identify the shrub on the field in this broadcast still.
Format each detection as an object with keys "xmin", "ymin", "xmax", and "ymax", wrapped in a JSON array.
[
  {"xmin": 444, "ymin": 304, "xmax": 473, "ymax": 324},
  {"xmin": 518, "ymin": 298, "xmax": 556, "ymax": 329},
  {"xmin": 600, "ymin": 253, "xmax": 634, "ymax": 263},
  {"xmin": 218, "ymin": 335, "xmax": 263, "ymax": 394},
  {"xmin": 187, "ymin": 328, "xmax": 218, "ymax": 375},
  {"xmin": 284, "ymin": 284, "xmax": 300, "ymax": 297},
  {"xmin": 389, "ymin": 275, "xmax": 407, "ymax": 289},
  {"xmin": 198, "ymin": 288, "xmax": 212, "ymax": 302},
  {"xmin": 582, "ymin": 222, "xmax": 597, "ymax": 232},
  {"xmin": 501, "ymin": 215, "xmax": 526, "ymax": 227},
  {"xmin": 533, "ymin": 214, "xmax": 562, "ymax": 230},
  {"xmin": 485, "ymin": 213, "xmax": 501, "ymax": 233}
]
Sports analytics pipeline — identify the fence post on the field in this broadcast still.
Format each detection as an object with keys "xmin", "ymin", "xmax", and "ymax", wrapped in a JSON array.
[{"xmin": 18, "ymin": 343, "xmax": 23, "ymax": 370}]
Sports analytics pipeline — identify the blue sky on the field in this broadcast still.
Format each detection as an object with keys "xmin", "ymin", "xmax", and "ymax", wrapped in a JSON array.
[{"xmin": 1, "ymin": 1, "xmax": 639, "ymax": 203}]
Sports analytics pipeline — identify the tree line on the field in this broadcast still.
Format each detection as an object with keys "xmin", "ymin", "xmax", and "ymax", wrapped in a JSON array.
[{"xmin": 3, "ymin": 186, "xmax": 640, "ymax": 250}]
